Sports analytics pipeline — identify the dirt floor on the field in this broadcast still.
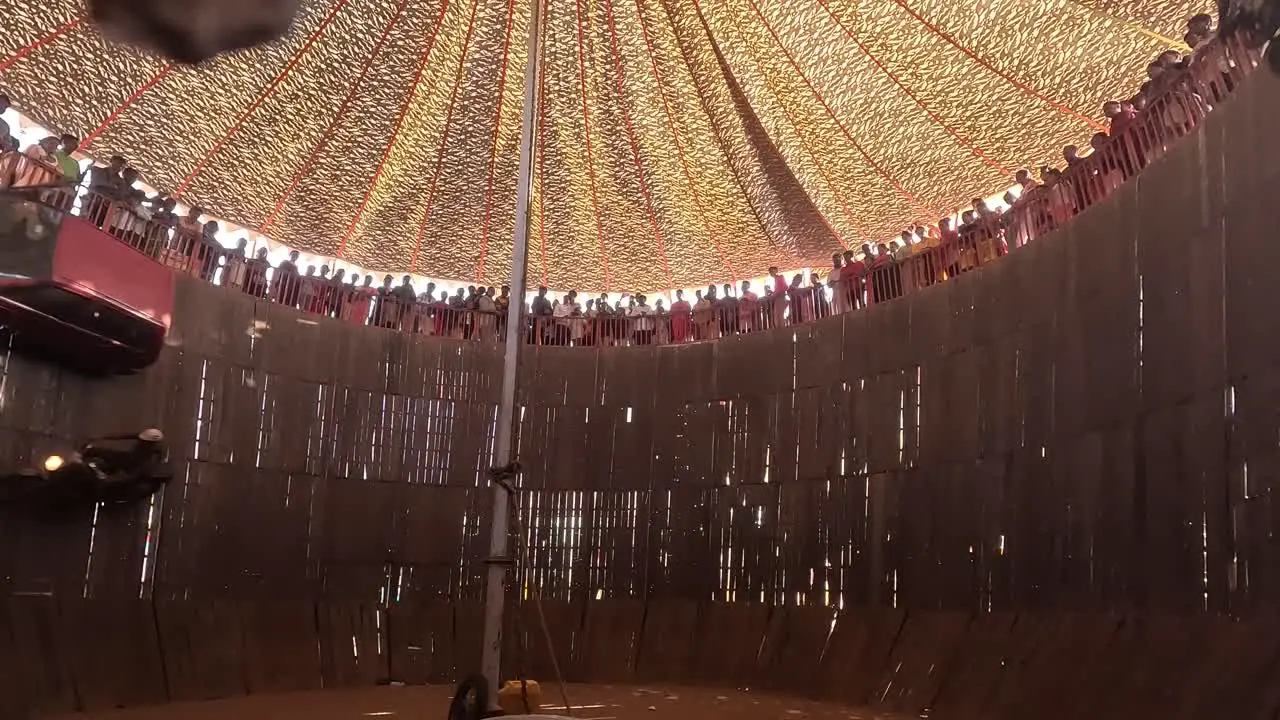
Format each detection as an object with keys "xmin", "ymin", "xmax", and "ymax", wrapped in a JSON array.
[{"xmin": 50, "ymin": 683, "xmax": 912, "ymax": 720}]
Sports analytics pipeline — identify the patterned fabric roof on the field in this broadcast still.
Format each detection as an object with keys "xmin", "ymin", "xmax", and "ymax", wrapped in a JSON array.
[{"xmin": 0, "ymin": 0, "xmax": 1205, "ymax": 290}]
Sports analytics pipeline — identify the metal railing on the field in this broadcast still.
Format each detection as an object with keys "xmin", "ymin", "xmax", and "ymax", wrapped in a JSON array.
[{"xmin": 0, "ymin": 33, "xmax": 1256, "ymax": 348}]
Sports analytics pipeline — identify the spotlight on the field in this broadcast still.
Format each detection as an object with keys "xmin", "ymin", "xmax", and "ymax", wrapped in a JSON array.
[{"xmin": 42, "ymin": 455, "xmax": 64, "ymax": 473}]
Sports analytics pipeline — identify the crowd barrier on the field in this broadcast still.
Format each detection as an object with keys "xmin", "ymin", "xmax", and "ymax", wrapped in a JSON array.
[{"xmin": 0, "ymin": 33, "xmax": 1256, "ymax": 348}]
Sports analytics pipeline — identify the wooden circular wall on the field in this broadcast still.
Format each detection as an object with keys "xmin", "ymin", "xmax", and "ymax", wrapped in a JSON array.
[{"xmin": 4, "ymin": 73, "xmax": 1280, "ymax": 720}]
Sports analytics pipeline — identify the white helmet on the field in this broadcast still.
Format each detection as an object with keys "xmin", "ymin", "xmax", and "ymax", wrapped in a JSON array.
[{"xmin": 139, "ymin": 428, "xmax": 164, "ymax": 442}]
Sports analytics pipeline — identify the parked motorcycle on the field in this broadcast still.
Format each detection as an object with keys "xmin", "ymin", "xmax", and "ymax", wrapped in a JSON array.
[{"xmin": 0, "ymin": 429, "xmax": 171, "ymax": 510}]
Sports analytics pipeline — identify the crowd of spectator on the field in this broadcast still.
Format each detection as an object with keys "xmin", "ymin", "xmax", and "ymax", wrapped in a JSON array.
[
  {"xmin": 806, "ymin": 13, "xmax": 1241, "ymax": 317},
  {"xmin": 0, "ymin": 15, "xmax": 1254, "ymax": 348}
]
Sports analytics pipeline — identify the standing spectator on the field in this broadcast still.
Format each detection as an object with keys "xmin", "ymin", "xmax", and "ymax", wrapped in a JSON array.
[
  {"xmin": 893, "ymin": 236, "xmax": 913, "ymax": 262},
  {"xmin": 973, "ymin": 198, "xmax": 997, "ymax": 224},
  {"xmin": 14, "ymin": 136, "xmax": 59, "ymax": 188},
  {"xmin": 244, "ymin": 247, "xmax": 270, "ymax": 298},
  {"xmin": 495, "ymin": 285, "xmax": 510, "ymax": 340},
  {"xmin": 480, "ymin": 284, "xmax": 497, "ymax": 309},
  {"xmin": 938, "ymin": 218, "xmax": 961, "ymax": 279},
  {"xmin": 595, "ymin": 292, "xmax": 616, "ymax": 345},
  {"xmin": 630, "ymin": 294, "xmax": 655, "ymax": 345},
  {"xmin": 582, "ymin": 299, "xmax": 597, "ymax": 345},
  {"xmin": 86, "ymin": 155, "xmax": 125, "ymax": 228},
  {"xmin": 307, "ymin": 265, "xmax": 332, "ymax": 314},
  {"xmin": 530, "ymin": 286, "xmax": 553, "ymax": 344},
  {"xmin": 0, "ymin": 94, "xmax": 10, "ymax": 147},
  {"xmin": 766, "ymin": 266, "xmax": 788, "ymax": 330},
  {"xmin": 1090, "ymin": 132, "xmax": 1123, "ymax": 195},
  {"xmin": 431, "ymin": 291, "xmax": 451, "ymax": 336},
  {"xmin": 174, "ymin": 205, "xmax": 203, "ymax": 265},
  {"xmin": 476, "ymin": 285, "xmax": 498, "ymax": 341},
  {"xmin": 273, "ymin": 250, "xmax": 301, "ymax": 307},
  {"xmin": 222, "ymin": 237, "xmax": 249, "ymax": 289},
  {"xmin": 911, "ymin": 227, "xmax": 941, "ymax": 286},
  {"xmin": 868, "ymin": 243, "xmax": 896, "ymax": 303},
  {"xmin": 195, "ymin": 220, "xmax": 221, "ymax": 281},
  {"xmin": 738, "ymin": 280, "xmax": 759, "ymax": 332},
  {"xmin": 372, "ymin": 275, "xmax": 396, "ymax": 328},
  {"xmin": 297, "ymin": 265, "xmax": 317, "ymax": 311},
  {"xmin": 1042, "ymin": 168, "xmax": 1074, "ymax": 229},
  {"xmin": 693, "ymin": 287, "xmax": 715, "ymax": 340},
  {"xmin": 109, "ymin": 167, "xmax": 148, "ymax": 250},
  {"xmin": 467, "ymin": 286, "xmax": 485, "ymax": 338},
  {"xmin": 1014, "ymin": 168, "xmax": 1039, "ymax": 194},
  {"xmin": 493, "ymin": 284, "xmax": 509, "ymax": 313},
  {"xmin": 718, "ymin": 282, "xmax": 739, "ymax": 336},
  {"xmin": 568, "ymin": 291, "xmax": 585, "ymax": 344},
  {"xmin": 551, "ymin": 293, "xmax": 574, "ymax": 345},
  {"xmin": 654, "ymin": 299, "xmax": 670, "ymax": 345},
  {"xmin": 50, "ymin": 134, "xmax": 81, "ymax": 210},
  {"xmin": 810, "ymin": 272, "xmax": 829, "ymax": 319},
  {"xmin": 346, "ymin": 275, "xmax": 375, "ymax": 324},
  {"xmin": 669, "ymin": 288, "xmax": 691, "ymax": 343},
  {"xmin": 461, "ymin": 286, "xmax": 478, "ymax": 338},
  {"xmin": 1185, "ymin": 13, "xmax": 1213, "ymax": 48},
  {"xmin": 327, "ymin": 268, "xmax": 348, "ymax": 318},
  {"xmin": 405, "ymin": 280, "xmax": 433, "ymax": 334},
  {"xmin": 957, "ymin": 210, "xmax": 982, "ymax": 272},
  {"xmin": 1103, "ymin": 100, "xmax": 1141, "ymax": 176},
  {"xmin": 53, "ymin": 134, "xmax": 80, "ymax": 181},
  {"xmin": 837, "ymin": 249, "xmax": 863, "ymax": 312},
  {"xmin": 896, "ymin": 231, "xmax": 915, "ymax": 259},
  {"xmin": 393, "ymin": 275, "xmax": 416, "ymax": 331},
  {"xmin": 148, "ymin": 196, "xmax": 178, "ymax": 257},
  {"xmin": 826, "ymin": 253, "xmax": 846, "ymax": 314},
  {"xmin": 787, "ymin": 273, "xmax": 807, "ymax": 324}
]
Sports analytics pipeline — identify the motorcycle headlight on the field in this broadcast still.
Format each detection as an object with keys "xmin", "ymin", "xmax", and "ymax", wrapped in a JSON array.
[{"xmin": 43, "ymin": 455, "xmax": 65, "ymax": 472}]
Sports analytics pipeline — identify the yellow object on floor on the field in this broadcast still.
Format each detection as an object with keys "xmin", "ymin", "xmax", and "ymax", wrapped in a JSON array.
[{"xmin": 498, "ymin": 679, "xmax": 543, "ymax": 715}]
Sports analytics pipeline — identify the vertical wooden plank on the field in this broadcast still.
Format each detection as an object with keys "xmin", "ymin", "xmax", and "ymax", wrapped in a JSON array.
[
  {"xmin": 576, "ymin": 597, "xmax": 645, "ymax": 683},
  {"xmin": 385, "ymin": 600, "xmax": 455, "ymax": 684},
  {"xmin": 153, "ymin": 598, "xmax": 247, "ymax": 702},
  {"xmin": 58, "ymin": 598, "xmax": 168, "ymax": 711}
]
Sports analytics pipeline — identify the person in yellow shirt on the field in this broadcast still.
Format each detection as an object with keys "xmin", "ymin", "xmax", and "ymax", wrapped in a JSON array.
[
  {"xmin": 909, "ymin": 223, "xmax": 942, "ymax": 286},
  {"xmin": 50, "ymin": 134, "xmax": 82, "ymax": 211}
]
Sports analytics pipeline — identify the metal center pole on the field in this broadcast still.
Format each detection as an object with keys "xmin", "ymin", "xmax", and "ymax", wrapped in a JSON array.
[{"xmin": 481, "ymin": 0, "xmax": 543, "ymax": 708}]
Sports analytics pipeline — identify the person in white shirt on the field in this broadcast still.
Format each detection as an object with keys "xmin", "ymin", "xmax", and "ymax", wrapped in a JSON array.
[
  {"xmin": 552, "ymin": 293, "xmax": 579, "ymax": 345},
  {"xmin": 0, "ymin": 94, "xmax": 11, "ymax": 153},
  {"xmin": 629, "ymin": 294, "xmax": 655, "ymax": 345},
  {"xmin": 474, "ymin": 286, "xmax": 498, "ymax": 341},
  {"xmin": 653, "ymin": 298, "xmax": 670, "ymax": 345}
]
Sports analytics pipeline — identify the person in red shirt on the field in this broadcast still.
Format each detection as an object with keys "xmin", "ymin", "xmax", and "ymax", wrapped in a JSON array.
[
  {"xmin": 839, "ymin": 248, "xmax": 867, "ymax": 311},
  {"xmin": 768, "ymin": 266, "xmax": 788, "ymax": 297},
  {"xmin": 868, "ymin": 243, "xmax": 897, "ymax": 304},
  {"xmin": 1103, "ymin": 99, "xmax": 1144, "ymax": 178},
  {"xmin": 1103, "ymin": 100, "xmax": 1136, "ymax": 136},
  {"xmin": 431, "ymin": 291, "xmax": 451, "ymax": 337},
  {"xmin": 669, "ymin": 288, "xmax": 692, "ymax": 343}
]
